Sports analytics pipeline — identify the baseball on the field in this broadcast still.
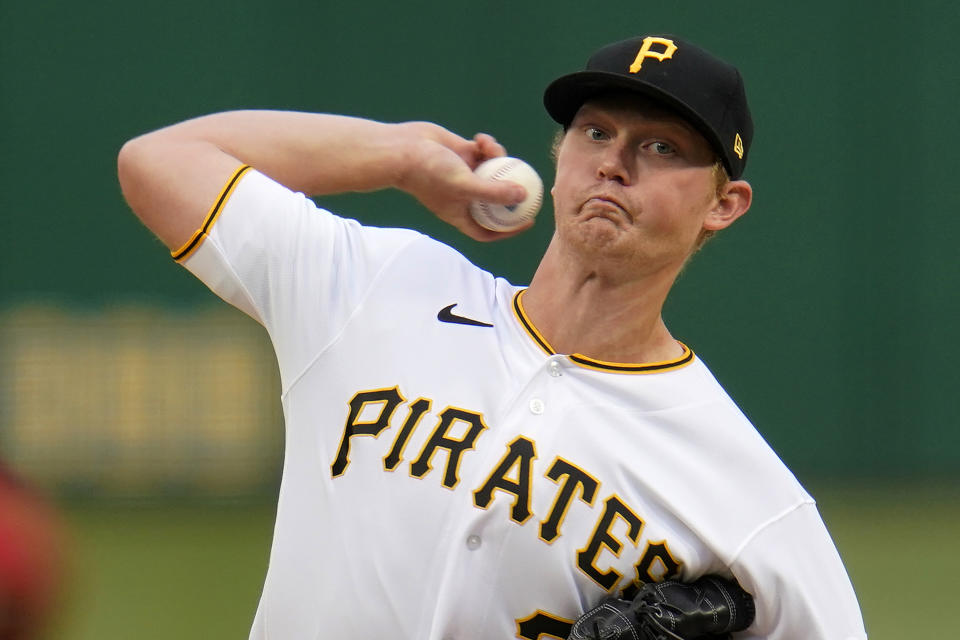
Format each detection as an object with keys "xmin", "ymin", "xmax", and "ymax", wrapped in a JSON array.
[{"xmin": 469, "ymin": 157, "xmax": 543, "ymax": 232}]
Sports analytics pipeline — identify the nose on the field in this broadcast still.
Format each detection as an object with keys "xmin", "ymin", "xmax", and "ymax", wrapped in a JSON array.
[{"xmin": 596, "ymin": 142, "xmax": 631, "ymax": 185}]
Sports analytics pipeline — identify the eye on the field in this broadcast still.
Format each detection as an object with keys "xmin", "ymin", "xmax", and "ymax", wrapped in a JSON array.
[
  {"xmin": 650, "ymin": 141, "xmax": 675, "ymax": 155},
  {"xmin": 585, "ymin": 127, "xmax": 608, "ymax": 141}
]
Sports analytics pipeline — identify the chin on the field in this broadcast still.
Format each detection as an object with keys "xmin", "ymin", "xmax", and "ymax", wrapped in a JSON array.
[{"xmin": 566, "ymin": 221, "xmax": 636, "ymax": 262}]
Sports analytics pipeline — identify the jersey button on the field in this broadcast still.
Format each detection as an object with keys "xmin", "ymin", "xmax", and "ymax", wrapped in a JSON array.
[
  {"xmin": 529, "ymin": 398, "xmax": 545, "ymax": 415},
  {"xmin": 466, "ymin": 535, "xmax": 482, "ymax": 550},
  {"xmin": 547, "ymin": 360, "xmax": 563, "ymax": 377}
]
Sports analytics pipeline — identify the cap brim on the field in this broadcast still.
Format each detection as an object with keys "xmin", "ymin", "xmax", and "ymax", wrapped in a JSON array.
[{"xmin": 543, "ymin": 70, "xmax": 728, "ymax": 172}]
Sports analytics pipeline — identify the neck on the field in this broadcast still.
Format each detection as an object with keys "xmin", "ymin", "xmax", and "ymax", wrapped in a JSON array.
[{"xmin": 523, "ymin": 238, "xmax": 685, "ymax": 363}]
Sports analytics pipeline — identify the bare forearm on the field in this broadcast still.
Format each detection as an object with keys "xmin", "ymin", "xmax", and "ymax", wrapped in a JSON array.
[
  {"xmin": 142, "ymin": 111, "xmax": 410, "ymax": 194},
  {"xmin": 118, "ymin": 109, "xmax": 527, "ymax": 250}
]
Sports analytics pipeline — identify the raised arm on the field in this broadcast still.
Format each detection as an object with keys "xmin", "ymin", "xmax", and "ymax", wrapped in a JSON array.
[{"xmin": 117, "ymin": 110, "xmax": 529, "ymax": 249}]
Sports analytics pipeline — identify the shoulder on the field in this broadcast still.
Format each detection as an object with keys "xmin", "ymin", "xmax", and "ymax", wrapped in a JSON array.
[
  {"xmin": 639, "ymin": 355, "xmax": 814, "ymax": 558},
  {"xmin": 186, "ymin": 167, "xmax": 448, "ymax": 271}
]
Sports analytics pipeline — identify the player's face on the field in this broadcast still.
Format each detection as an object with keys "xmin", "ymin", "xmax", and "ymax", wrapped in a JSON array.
[{"xmin": 551, "ymin": 95, "xmax": 733, "ymax": 277}]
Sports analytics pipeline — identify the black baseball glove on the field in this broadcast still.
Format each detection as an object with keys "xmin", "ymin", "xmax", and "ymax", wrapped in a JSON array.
[{"xmin": 567, "ymin": 575, "xmax": 755, "ymax": 640}]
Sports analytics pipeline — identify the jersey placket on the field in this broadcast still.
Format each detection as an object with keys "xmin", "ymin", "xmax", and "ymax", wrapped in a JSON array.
[{"xmin": 425, "ymin": 352, "xmax": 574, "ymax": 640}]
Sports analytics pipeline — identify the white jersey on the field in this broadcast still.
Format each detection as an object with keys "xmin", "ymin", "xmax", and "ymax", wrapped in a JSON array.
[{"xmin": 176, "ymin": 166, "xmax": 866, "ymax": 640}]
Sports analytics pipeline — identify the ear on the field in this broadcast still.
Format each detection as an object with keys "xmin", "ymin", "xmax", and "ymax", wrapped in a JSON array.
[{"xmin": 703, "ymin": 180, "xmax": 752, "ymax": 231}]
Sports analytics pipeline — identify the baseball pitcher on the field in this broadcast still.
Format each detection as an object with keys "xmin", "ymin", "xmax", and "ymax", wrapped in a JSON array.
[{"xmin": 117, "ymin": 34, "xmax": 867, "ymax": 640}]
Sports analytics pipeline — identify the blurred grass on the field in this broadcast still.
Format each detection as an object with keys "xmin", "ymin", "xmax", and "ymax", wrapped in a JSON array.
[
  {"xmin": 47, "ymin": 483, "xmax": 957, "ymax": 639},
  {"xmin": 812, "ymin": 481, "xmax": 958, "ymax": 639},
  {"xmin": 52, "ymin": 501, "xmax": 275, "ymax": 640}
]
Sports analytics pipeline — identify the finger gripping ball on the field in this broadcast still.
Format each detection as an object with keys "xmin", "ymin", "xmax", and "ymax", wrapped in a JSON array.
[{"xmin": 469, "ymin": 157, "xmax": 543, "ymax": 232}]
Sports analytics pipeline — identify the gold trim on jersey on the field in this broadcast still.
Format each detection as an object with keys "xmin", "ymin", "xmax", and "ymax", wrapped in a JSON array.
[
  {"xmin": 472, "ymin": 435, "xmax": 538, "ymax": 524},
  {"xmin": 515, "ymin": 610, "xmax": 577, "ymax": 640},
  {"xmin": 409, "ymin": 406, "xmax": 488, "ymax": 489},
  {"xmin": 576, "ymin": 493, "xmax": 645, "ymax": 591},
  {"xmin": 539, "ymin": 456, "xmax": 600, "ymax": 544},
  {"xmin": 383, "ymin": 397, "xmax": 432, "ymax": 472},
  {"xmin": 511, "ymin": 289, "xmax": 695, "ymax": 374},
  {"xmin": 171, "ymin": 165, "xmax": 253, "ymax": 262}
]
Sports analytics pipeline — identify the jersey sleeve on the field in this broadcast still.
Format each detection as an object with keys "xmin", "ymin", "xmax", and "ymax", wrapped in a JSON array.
[
  {"xmin": 731, "ymin": 501, "xmax": 867, "ymax": 639},
  {"xmin": 174, "ymin": 166, "xmax": 421, "ymax": 390}
]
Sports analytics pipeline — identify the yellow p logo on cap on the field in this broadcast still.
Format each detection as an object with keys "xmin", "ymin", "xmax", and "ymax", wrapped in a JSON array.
[{"xmin": 629, "ymin": 37, "xmax": 679, "ymax": 73}]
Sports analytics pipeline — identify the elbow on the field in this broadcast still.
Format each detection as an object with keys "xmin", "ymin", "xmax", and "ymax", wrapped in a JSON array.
[
  {"xmin": 117, "ymin": 136, "xmax": 142, "ymax": 201},
  {"xmin": 117, "ymin": 135, "xmax": 155, "ymax": 223}
]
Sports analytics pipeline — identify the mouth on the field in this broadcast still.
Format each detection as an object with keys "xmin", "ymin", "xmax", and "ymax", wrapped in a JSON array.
[{"xmin": 581, "ymin": 195, "xmax": 632, "ymax": 222}]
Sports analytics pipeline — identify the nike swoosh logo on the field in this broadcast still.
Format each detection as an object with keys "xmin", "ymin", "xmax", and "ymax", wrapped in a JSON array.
[{"xmin": 437, "ymin": 304, "xmax": 494, "ymax": 327}]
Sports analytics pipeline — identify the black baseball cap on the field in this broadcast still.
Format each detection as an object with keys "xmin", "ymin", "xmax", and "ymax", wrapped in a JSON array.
[{"xmin": 543, "ymin": 35, "xmax": 753, "ymax": 179}]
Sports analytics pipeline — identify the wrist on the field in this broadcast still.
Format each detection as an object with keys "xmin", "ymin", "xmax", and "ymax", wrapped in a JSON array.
[{"xmin": 390, "ymin": 124, "xmax": 434, "ymax": 193}]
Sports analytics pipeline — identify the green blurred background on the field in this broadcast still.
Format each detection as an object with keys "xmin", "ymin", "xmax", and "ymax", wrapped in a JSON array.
[{"xmin": 1, "ymin": 0, "xmax": 957, "ymax": 637}]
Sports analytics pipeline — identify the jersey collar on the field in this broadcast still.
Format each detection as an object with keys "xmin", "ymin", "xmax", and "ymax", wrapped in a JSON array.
[{"xmin": 511, "ymin": 289, "xmax": 694, "ymax": 374}]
